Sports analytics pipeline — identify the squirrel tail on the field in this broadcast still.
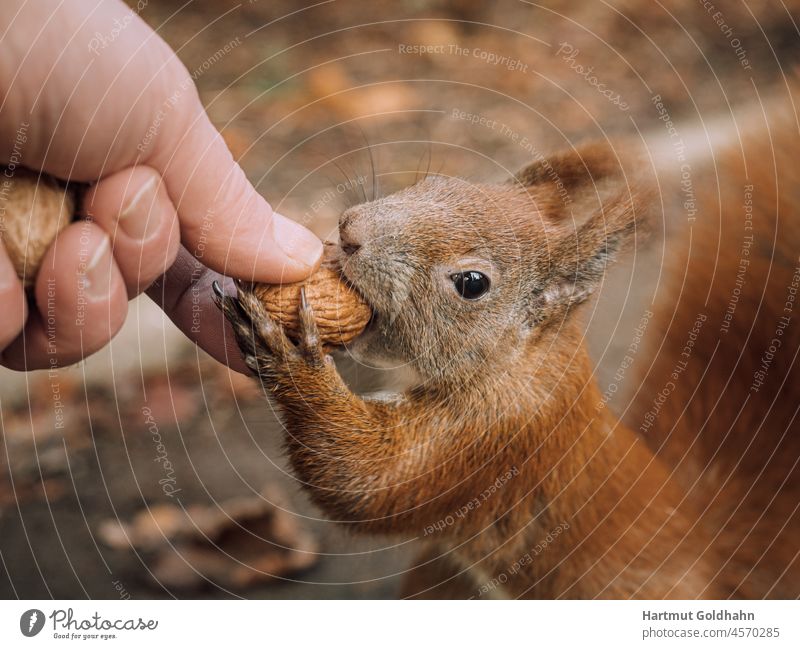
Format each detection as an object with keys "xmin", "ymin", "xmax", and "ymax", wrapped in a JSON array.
[{"xmin": 630, "ymin": 80, "xmax": 800, "ymax": 597}]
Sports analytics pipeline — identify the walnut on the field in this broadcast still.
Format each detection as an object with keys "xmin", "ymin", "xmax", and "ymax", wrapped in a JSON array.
[
  {"xmin": 0, "ymin": 167, "xmax": 74, "ymax": 288},
  {"xmin": 253, "ymin": 257, "xmax": 371, "ymax": 348}
]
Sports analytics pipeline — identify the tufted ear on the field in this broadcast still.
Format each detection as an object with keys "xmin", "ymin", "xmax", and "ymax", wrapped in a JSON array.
[{"xmin": 512, "ymin": 142, "xmax": 652, "ymax": 324}]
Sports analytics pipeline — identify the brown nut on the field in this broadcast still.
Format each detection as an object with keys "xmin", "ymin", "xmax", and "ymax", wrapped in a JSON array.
[
  {"xmin": 0, "ymin": 167, "xmax": 74, "ymax": 288},
  {"xmin": 253, "ymin": 261, "xmax": 371, "ymax": 348}
]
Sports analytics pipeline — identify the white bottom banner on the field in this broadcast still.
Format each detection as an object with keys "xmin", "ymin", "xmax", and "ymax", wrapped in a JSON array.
[{"xmin": 0, "ymin": 600, "xmax": 796, "ymax": 647}]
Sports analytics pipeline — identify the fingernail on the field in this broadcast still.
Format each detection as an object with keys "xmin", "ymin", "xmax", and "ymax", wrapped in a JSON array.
[
  {"xmin": 119, "ymin": 176, "xmax": 159, "ymax": 240},
  {"xmin": 272, "ymin": 213, "xmax": 323, "ymax": 269},
  {"xmin": 83, "ymin": 236, "xmax": 112, "ymax": 300}
]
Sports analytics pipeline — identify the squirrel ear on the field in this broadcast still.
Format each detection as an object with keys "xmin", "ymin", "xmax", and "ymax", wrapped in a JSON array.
[
  {"xmin": 514, "ymin": 143, "xmax": 652, "ymax": 323},
  {"xmin": 512, "ymin": 142, "xmax": 626, "ymax": 203}
]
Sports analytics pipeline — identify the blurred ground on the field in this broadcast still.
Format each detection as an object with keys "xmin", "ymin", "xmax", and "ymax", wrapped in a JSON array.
[{"xmin": 2, "ymin": 0, "xmax": 799, "ymax": 598}]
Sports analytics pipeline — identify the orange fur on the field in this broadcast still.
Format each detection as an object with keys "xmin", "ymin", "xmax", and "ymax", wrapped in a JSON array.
[{"xmin": 219, "ymin": 85, "xmax": 800, "ymax": 598}]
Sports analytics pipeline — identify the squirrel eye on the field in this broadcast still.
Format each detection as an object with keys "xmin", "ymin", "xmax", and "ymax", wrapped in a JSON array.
[{"xmin": 451, "ymin": 271, "xmax": 490, "ymax": 300}]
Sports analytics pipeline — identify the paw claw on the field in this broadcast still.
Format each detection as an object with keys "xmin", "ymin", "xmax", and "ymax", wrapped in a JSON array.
[
  {"xmin": 300, "ymin": 286, "xmax": 309, "ymax": 310},
  {"xmin": 211, "ymin": 279, "xmax": 225, "ymax": 300},
  {"xmin": 297, "ymin": 293, "xmax": 324, "ymax": 364}
]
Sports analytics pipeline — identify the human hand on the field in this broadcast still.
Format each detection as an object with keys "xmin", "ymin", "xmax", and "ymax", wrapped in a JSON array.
[{"xmin": 0, "ymin": 0, "xmax": 322, "ymax": 371}]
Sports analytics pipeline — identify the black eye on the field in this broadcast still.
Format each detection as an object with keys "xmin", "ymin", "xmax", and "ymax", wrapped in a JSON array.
[{"xmin": 451, "ymin": 271, "xmax": 491, "ymax": 300}]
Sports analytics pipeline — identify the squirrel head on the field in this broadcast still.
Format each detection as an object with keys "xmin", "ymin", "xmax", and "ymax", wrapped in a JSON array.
[{"xmin": 337, "ymin": 142, "xmax": 651, "ymax": 384}]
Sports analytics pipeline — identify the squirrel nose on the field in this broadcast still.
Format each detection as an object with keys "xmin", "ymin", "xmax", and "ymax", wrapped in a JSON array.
[
  {"xmin": 339, "ymin": 221, "xmax": 362, "ymax": 256},
  {"xmin": 340, "ymin": 235, "xmax": 361, "ymax": 256}
]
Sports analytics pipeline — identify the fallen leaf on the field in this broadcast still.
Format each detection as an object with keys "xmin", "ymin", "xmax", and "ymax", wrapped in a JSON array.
[{"xmin": 97, "ymin": 485, "xmax": 319, "ymax": 591}]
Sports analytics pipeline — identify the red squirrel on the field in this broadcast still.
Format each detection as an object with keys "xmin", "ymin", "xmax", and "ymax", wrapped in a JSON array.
[{"xmin": 215, "ymin": 86, "xmax": 800, "ymax": 599}]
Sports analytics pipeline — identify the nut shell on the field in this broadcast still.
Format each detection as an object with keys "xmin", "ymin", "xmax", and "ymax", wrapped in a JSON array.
[
  {"xmin": 0, "ymin": 167, "xmax": 74, "ymax": 287},
  {"xmin": 253, "ymin": 261, "xmax": 371, "ymax": 348}
]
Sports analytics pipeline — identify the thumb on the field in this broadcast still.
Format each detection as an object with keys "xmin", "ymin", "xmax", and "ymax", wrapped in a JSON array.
[{"xmin": 148, "ymin": 105, "xmax": 322, "ymax": 284}]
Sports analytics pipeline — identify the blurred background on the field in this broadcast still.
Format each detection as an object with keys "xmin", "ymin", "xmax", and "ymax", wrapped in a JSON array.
[{"xmin": 1, "ymin": 0, "xmax": 799, "ymax": 598}]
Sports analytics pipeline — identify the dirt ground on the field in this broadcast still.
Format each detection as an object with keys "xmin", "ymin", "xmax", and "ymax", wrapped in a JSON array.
[{"xmin": 2, "ymin": 0, "xmax": 799, "ymax": 599}]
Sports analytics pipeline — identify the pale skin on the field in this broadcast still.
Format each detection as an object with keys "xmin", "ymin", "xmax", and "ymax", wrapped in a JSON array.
[{"xmin": 0, "ymin": 0, "xmax": 323, "ymax": 371}]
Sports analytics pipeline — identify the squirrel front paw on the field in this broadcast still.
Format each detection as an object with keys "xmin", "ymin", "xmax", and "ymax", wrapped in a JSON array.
[{"xmin": 213, "ymin": 281, "xmax": 330, "ymax": 384}]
